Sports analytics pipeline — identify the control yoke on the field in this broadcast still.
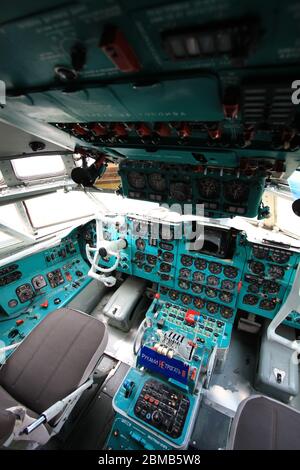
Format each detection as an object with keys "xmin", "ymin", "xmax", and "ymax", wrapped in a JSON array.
[{"xmin": 85, "ymin": 216, "xmax": 127, "ymax": 287}]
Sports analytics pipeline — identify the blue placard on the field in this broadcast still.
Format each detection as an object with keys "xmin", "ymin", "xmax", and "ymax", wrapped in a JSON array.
[{"xmin": 139, "ymin": 346, "xmax": 189, "ymax": 384}]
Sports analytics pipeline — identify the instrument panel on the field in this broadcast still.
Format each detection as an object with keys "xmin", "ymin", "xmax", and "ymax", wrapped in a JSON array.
[{"xmin": 119, "ymin": 160, "xmax": 266, "ymax": 218}]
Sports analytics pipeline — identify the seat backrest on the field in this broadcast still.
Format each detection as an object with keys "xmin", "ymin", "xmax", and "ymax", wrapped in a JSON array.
[
  {"xmin": 228, "ymin": 394, "xmax": 300, "ymax": 450},
  {"xmin": 0, "ymin": 308, "xmax": 107, "ymax": 415},
  {"xmin": 0, "ymin": 409, "xmax": 15, "ymax": 446}
]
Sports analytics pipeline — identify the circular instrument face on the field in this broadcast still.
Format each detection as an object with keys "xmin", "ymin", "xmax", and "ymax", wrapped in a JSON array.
[
  {"xmin": 259, "ymin": 299, "xmax": 277, "ymax": 311},
  {"xmin": 148, "ymin": 173, "xmax": 166, "ymax": 192},
  {"xmin": 8, "ymin": 299, "xmax": 18, "ymax": 308},
  {"xmin": 243, "ymin": 294, "xmax": 259, "ymax": 305},
  {"xmin": 144, "ymin": 265, "xmax": 152, "ymax": 272},
  {"xmin": 160, "ymin": 286, "xmax": 169, "ymax": 295},
  {"xmin": 146, "ymin": 255, "xmax": 157, "ymax": 266},
  {"xmin": 192, "ymin": 283, "xmax": 202, "ymax": 294},
  {"xmin": 135, "ymin": 251, "xmax": 145, "ymax": 261},
  {"xmin": 181, "ymin": 294, "xmax": 192, "ymax": 305},
  {"xmin": 207, "ymin": 275, "xmax": 219, "ymax": 286},
  {"xmin": 194, "ymin": 258, "xmax": 207, "ymax": 270},
  {"xmin": 136, "ymin": 238, "xmax": 146, "ymax": 251},
  {"xmin": 178, "ymin": 280, "xmax": 190, "ymax": 290},
  {"xmin": 247, "ymin": 283, "xmax": 260, "ymax": 293},
  {"xmin": 219, "ymin": 291, "xmax": 233, "ymax": 303},
  {"xmin": 169, "ymin": 289, "xmax": 179, "ymax": 301},
  {"xmin": 253, "ymin": 246, "xmax": 267, "ymax": 259},
  {"xmin": 205, "ymin": 287, "xmax": 217, "ymax": 298},
  {"xmin": 198, "ymin": 177, "xmax": 221, "ymax": 199},
  {"xmin": 262, "ymin": 280, "xmax": 280, "ymax": 294},
  {"xmin": 193, "ymin": 297, "xmax": 205, "ymax": 309},
  {"xmin": 160, "ymin": 262, "xmax": 171, "ymax": 273},
  {"xmin": 206, "ymin": 301, "xmax": 219, "ymax": 315},
  {"xmin": 223, "ymin": 266, "xmax": 238, "ymax": 279},
  {"xmin": 179, "ymin": 268, "xmax": 191, "ymax": 279},
  {"xmin": 249, "ymin": 260, "xmax": 265, "ymax": 275},
  {"xmin": 208, "ymin": 262, "xmax": 222, "ymax": 275},
  {"xmin": 224, "ymin": 180, "xmax": 249, "ymax": 203},
  {"xmin": 128, "ymin": 171, "xmax": 146, "ymax": 189},
  {"xmin": 162, "ymin": 252, "xmax": 174, "ymax": 263},
  {"xmin": 221, "ymin": 279, "xmax": 235, "ymax": 290},
  {"xmin": 193, "ymin": 271, "xmax": 205, "ymax": 283},
  {"xmin": 220, "ymin": 306, "xmax": 233, "ymax": 319},
  {"xmin": 268, "ymin": 264, "xmax": 285, "ymax": 279},
  {"xmin": 170, "ymin": 182, "xmax": 191, "ymax": 202},
  {"xmin": 268, "ymin": 251, "xmax": 290, "ymax": 264},
  {"xmin": 181, "ymin": 255, "xmax": 193, "ymax": 267}
]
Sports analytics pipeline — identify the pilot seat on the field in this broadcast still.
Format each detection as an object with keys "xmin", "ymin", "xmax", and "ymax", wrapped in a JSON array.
[{"xmin": 0, "ymin": 307, "xmax": 108, "ymax": 449}]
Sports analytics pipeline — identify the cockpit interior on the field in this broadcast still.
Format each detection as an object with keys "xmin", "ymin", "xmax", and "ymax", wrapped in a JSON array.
[{"xmin": 1, "ymin": 0, "xmax": 300, "ymax": 455}]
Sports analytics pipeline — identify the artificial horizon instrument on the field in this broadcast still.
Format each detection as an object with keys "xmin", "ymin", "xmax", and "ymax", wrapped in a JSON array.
[{"xmin": 0, "ymin": 0, "xmax": 300, "ymax": 451}]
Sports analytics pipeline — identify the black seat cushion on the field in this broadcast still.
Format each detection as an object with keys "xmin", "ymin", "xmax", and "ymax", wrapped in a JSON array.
[
  {"xmin": 229, "ymin": 395, "xmax": 300, "ymax": 450},
  {"xmin": 0, "ymin": 308, "xmax": 107, "ymax": 415}
]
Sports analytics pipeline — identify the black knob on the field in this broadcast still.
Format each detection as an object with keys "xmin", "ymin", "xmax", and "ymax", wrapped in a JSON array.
[{"xmin": 99, "ymin": 247, "xmax": 107, "ymax": 258}]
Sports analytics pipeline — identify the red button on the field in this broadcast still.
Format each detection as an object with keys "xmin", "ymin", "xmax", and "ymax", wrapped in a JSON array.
[
  {"xmin": 40, "ymin": 300, "xmax": 49, "ymax": 309},
  {"xmin": 16, "ymin": 319, "xmax": 24, "ymax": 326}
]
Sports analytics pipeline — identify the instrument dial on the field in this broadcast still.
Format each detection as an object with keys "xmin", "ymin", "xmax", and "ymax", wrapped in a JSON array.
[
  {"xmin": 194, "ymin": 258, "xmax": 207, "ymax": 270},
  {"xmin": 178, "ymin": 280, "xmax": 190, "ymax": 290},
  {"xmin": 193, "ymin": 297, "xmax": 205, "ymax": 309},
  {"xmin": 135, "ymin": 251, "xmax": 145, "ymax": 262},
  {"xmin": 162, "ymin": 252, "xmax": 174, "ymax": 263},
  {"xmin": 220, "ymin": 306, "xmax": 233, "ymax": 319},
  {"xmin": 205, "ymin": 287, "xmax": 217, "ymax": 298},
  {"xmin": 148, "ymin": 173, "xmax": 166, "ymax": 192},
  {"xmin": 193, "ymin": 271, "xmax": 205, "ymax": 283},
  {"xmin": 146, "ymin": 255, "xmax": 157, "ymax": 266},
  {"xmin": 268, "ymin": 265, "xmax": 285, "ymax": 279},
  {"xmin": 207, "ymin": 275, "xmax": 219, "ymax": 286},
  {"xmin": 247, "ymin": 283, "xmax": 260, "ymax": 293},
  {"xmin": 192, "ymin": 283, "xmax": 202, "ymax": 294},
  {"xmin": 144, "ymin": 265, "xmax": 153, "ymax": 272},
  {"xmin": 243, "ymin": 294, "xmax": 259, "ymax": 305},
  {"xmin": 206, "ymin": 302, "xmax": 219, "ymax": 315},
  {"xmin": 169, "ymin": 290, "xmax": 179, "ymax": 301},
  {"xmin": 249, "ymin": 261, "xmax": 265, "ymax": 275},
  {"xmin": 224, "ymin": 180, "xmax": 249, "ymax": 203},
  {"xmin": 259, "ymin": 298, "xmax": 277, "ymax": 311},
  {"xmin": 198, "ymin": 177, "xmax": 220, "ymax": 199},
  {"xmin": 223, "ymin": 266, "xmax": 238, "ymax": 279},
  {"xmin": 136, "ymin": 238, "xmax": 146, "ymax": 251},
  {"xmin": 262, "ymin": 280, "xmax": 280, "ymax": 294},
  {"xmin": 160, "ymin": 262, "xmax": 171, "ymax": 273},
  {"xmin": 221, "ymin": 280, "xmax": 235, "ymax": 291},
  {"xmin": 219, "ymin": 291, "xmax": 233, "ymax": 303},
  {"xmin": 181, "ymin": 255, "xmax": 193, "ymax": 267},
  {"xmin": 181, "ymin": 294, "xmax": 192, "ymax": 305},
  {"xmin": 179, "ymin": 268, "xmax": 191, "ymax": 279},
  {"xmin": 208, "ymin": 262, "xmax": 222, "ymax": 275},
  {"xmin": 170, "ymin": 182, "xmax": 191, "ymax": 202},
  {"xmin": 128, "ymin": 171, "xmax": 146, "ymax": 189},
  {"xmin": 268, "ymin": 250, "xmax": 290, "ymax": 264}
]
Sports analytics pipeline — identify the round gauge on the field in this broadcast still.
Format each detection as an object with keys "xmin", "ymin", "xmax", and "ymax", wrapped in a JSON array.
[
  {"xmin": 192, "ymin": 283, "xmax": 202, "ymax": 294},
  {"xmin": 208, "ymin": 262, "xmax": 222, "ymax": 275},
  {"xmin": 160, "ymin": 274, "xmax": 171, "ymax": 281},
  {"xmin": 219, "ymin": 291, "xmax": 233, "ymax": 303},
  {"xmin": 224, "ymin": 180, "xmax": 249, "ymax": 203},
  {"xmin": 262, "ymin": 280, "xmax": 280, "ymax": 294},
  {"xmin": 207, "ymin": 275, "xmax": 219, "ymax": 286},
  {"xmin": 128, "ymin": 171, "xmax": 146, "ymax": 189},
  {"xmin": 136, "ymin": 238, "xmax": 145, "ymax": 251},
  {"xmin": 194, "ymin": 297, "xmax": 205, "ymax": 309},
  {"xmin": 194, "ymin": 258, "xmax": 207, "ymax": 270},
  {"xmin": 169, "ymin": 290, "xmax": 179, "ymax": 301},
  {"xmin": 249, "ymin": 261, "xmax": 265, "ymax": 275},
  {"xmin": 144, "ymin": 265, "xmax": 152, "ymax": 272},
  {"xmin": 198, "ymin": 177, "xmax": 221, "ymax": 199},
  {"xmin": 148, "ymin": 173, "xmax": 166, "ymax": 192},
  {"xmin": 220, "ymin": 306, "xmax": 233, "ymax": 319},
  {"xmin": 178, "ymin": 280, "xmax": 190, "ymax": 290},
  {"xmin": 193, "ymin": 271, "xmax": 205, "ymax": 283},
  {"xmin": 247, "ymin": 283, "xmax": 260, "ymax": 293},
  {"xmin": 223, "ymin": 266, "xmax": 238, "ymax": 279},
  {"xmin": 221, "ymin": 279, "xmax": 235, "ymax": 291},
  {"xmin": 162, "ymin": 252, "xmax": 174, "ymax": 263},
  {"xmin": 268, "ymin": 264, "xmax": 285, "ymax": 279},
  {"xmin": 268, "ymin": 251, "xmax": 290, "ymax": 264},
  {"xmin": 243, "ymin": 294, "xmax": 259, "ymax": 305},
  {"xmin": 170, "ymin": 182, "xmax": 191, "ymax": 202},
  {"xmin": 253, "ymin": 246, "xmax": 267, "ymax": 259},
  {"xmin": 179, "ymin": 268, "xmax": 191, "ymax": 279},
  {"xmin": 206, "ymin": 302, "xmax": 219, "ymax": 315},
  {"xmin": 205, "ymin": 287, "xmax": 217, "ymax": 298},
  {"xmin": 8, "ymin": 299, "xmax": 18, "ymax": 308},
  {"xmin": 160, "ymin": 262, "xmax": 171, "ymax": 273},
  {"xmin": 181, "ymin": 294, "xmax": 192, "ymax": 305},
  {"xmin": 160, "ymin": 286, "xmax": 169, "ymax": 295},
  {"xmin": 259, "ymin": 299, "xmax": 277, "ymax": 311},
  {"xmin": 181, "ymin": 255, "xmax": 193, "ymax": 267},
  {"xmin": 146, "ymin": 255, "xmax": 157, "ymax": 266}
]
